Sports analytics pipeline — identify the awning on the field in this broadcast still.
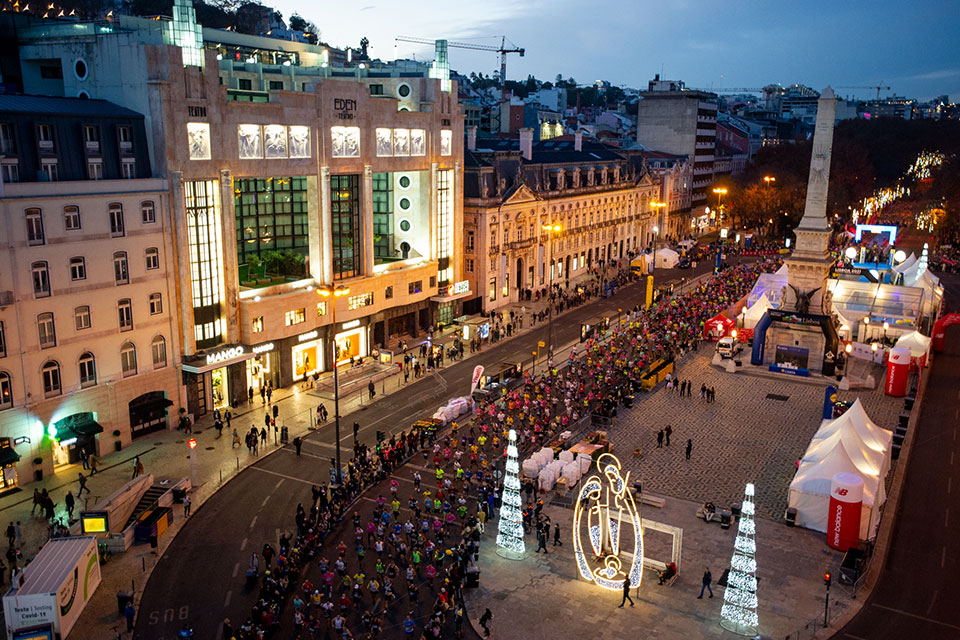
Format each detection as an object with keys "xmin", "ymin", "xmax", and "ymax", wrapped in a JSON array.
[
  {"xmin": 0, "ymin": 446, "xmax": 20, "ymax": 466},
  {"xmin": 182, "ymin": 344, "xmax": 255, "ymax": 374},
  {"xmin": 430, "ymin": 290, "xmax": 474, "ymax": 303},
  {"xmin": 54, "ymin": 412, "xmax": 103, "ymax": 440}
]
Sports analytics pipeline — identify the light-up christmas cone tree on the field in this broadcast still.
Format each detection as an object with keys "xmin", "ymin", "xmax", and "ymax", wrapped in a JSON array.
[
  {"xmin": 496, "ymin": 429, "xmax": 525, "ymax": 559},
  {"xmin": 720, "ymin": 482, "xmax": 759, "ymax": 636}
]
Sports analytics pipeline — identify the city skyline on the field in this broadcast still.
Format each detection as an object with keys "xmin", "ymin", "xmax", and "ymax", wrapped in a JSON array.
[{"xmin": 275, "ymin": 0, "xmax": 960, "ymax": 101}]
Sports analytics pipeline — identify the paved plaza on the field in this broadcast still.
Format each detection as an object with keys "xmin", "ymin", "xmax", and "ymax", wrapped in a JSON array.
[
  {"xmin": 464, "ymin": 351, "xmax": 907, "ymax": 640},
  {"xmin": 613, "ymin": 351, "xmax": 905, "ymax": 520}
]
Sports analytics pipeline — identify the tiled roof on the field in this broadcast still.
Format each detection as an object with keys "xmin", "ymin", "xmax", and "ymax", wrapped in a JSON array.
[{"xmin": 0, "ymin": 93, "xmax": 143, "ymax": 118}]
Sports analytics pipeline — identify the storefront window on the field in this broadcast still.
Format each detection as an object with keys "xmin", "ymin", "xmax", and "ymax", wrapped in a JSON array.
[
  {"xmin": 334, "ymin": 328, "xmax": 366, "ymax": 364},
  {"xmin": 437, "ymin": 169, "xmax": 453, "ymax": 286},
  {"xmin": 211, "ymin": 366, "xmax": 229, "ymax": 409},
  {"xmin": 292, "ymin": 340, "xmax": 321, "ymax": 380}
]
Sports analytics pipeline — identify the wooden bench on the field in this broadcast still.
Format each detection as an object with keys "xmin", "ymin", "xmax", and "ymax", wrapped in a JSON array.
[{"xmin": 639, "ymin": 493, "xmax": 666, "ymax": 508}]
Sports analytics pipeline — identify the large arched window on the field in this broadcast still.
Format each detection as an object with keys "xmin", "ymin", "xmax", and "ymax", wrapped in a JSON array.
[
  {"xmin": 78, "ymin": 352, "xmax": 96, "ymax": 388},
  {"xmin": 41, "ymin": 361, "xmax": 61, "ymax": 397},
  {"xmin": 120, "ymin": 342, "xmax": 137, "ymax": 377}
]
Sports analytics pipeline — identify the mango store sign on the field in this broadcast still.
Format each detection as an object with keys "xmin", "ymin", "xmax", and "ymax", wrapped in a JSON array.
[
  {"xmin": 206, "ymin": 346, "xmax": 245, "ymax": 365},
  {"xmin": 298, "ymin": 330, "xmax": 319, "ymax": 343}
]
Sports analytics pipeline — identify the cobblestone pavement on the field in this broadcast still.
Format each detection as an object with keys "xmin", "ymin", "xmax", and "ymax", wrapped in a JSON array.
[{"xmin": 612, "ymin": 352, "xmax": 905, "ymax": 521}]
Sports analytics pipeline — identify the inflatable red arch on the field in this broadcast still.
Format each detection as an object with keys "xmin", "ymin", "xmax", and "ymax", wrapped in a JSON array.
[{"xmin": 932, "ymin": 313, "xmax": 960, "ymax": 352}]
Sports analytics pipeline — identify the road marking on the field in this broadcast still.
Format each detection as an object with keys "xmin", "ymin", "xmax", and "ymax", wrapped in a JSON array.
[
  {"xmin": 942, "ymin": 546, "xmax": 947, "ymax": 568},
  {"xmin": 872, "ymin": 603, "xmax": 960, "ymax": 630},
  {"xmin": 251, "ymin": 466, "xmax": 316, "ymax": 486},
  {"xmin": 250, "ymin": 515, "xmax": 258, "ymax": 529},
  {"xmin": 948, "ymin": 478, "xmax": 953, "ymax": 494},
  {"xmin": 261, "ymin": 496, "xmax": 270, "ymax": 507},
  {"xmin": 275, "ymin": 479, "xmax": 284, "ymax": 489},
  {"xmin": 280, "ymin": 447, "xmax": 327, "ymax": 460},
  {"xmin": 928, "ymin": 590, "xmax": 939, "ymax": 616},
  {"xmin": 223, "ymin": 590, "xmax": 232, "ymax": 607},
  {"xmin": 232, "ymin": 562, "xmax": 240, "ymax": 578},
  {"xmin": 240, "ymin": 537, "xmax": 247, "ymax": 551},
  {"xmin": 842, "ymin": 634, "xmax": 870, "ymax": 640}
]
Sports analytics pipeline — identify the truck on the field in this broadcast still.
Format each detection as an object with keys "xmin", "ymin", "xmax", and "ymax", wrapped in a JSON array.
[{"xmin": 3, "ymin": 536, "xmax": 102, "ymax": 640}]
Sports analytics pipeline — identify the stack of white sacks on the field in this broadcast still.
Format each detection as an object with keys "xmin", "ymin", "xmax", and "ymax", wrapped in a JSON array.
[{"xmin": 522, "ymin": 447, "xmax": 593, "ymax": 491}]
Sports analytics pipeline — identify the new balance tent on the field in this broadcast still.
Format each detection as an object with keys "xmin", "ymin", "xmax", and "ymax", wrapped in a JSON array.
[
  {"xmin": 788, "ymin": 398, "xmax": 892, "ymax": 541},
  {"xmin": 788, "ymin": 439, "xmax": 886, "ymax": 540}
]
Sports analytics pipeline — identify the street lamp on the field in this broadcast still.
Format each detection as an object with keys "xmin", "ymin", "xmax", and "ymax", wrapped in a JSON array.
[
  {"xmin": 763, "ymin": 175, "xmax": 776, "ymax": 186},
  {"xmin": 712, "ymin": 188, "xmax": 728, "ymax": 227},
  {"xmin": 542, "ymin": 223, "xmax": 562, "ymax": 360},
  {"xmin": 651, "ymin": 223, "xmax": 661, "ymax": 278},
  {"xmin": 317, "ymin": 284, "xmax": 350, "ymax": 484}
]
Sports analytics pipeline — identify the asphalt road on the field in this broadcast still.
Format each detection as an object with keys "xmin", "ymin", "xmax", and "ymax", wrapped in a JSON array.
[
  {"xmin": 833, "ymin": 271, "xmax": 960, "ymax": 640},
  {"xmin": 135, "ymin": 259, "xmax": 721, "ymax": 640}
]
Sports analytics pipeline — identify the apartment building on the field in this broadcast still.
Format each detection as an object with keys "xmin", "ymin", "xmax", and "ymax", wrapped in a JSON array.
[{"xmin": 0, "ymin": 95, "xmax": 179, "ymax": 485}]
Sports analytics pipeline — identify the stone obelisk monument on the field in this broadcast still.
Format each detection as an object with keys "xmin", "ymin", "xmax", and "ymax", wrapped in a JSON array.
[{"xmin": 784, "ymin": 86, "xmax": 838, "ymax": 315}]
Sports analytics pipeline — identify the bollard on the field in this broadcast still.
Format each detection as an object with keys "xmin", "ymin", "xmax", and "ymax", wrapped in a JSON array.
[
  {"xmin": 220, "ymin": 469, "xmax": 223, "ymax": 483},
  {"xmin": 236, "ymin": 457, "xmax": 240, "ymax": 470},
  {"xmin": 142, "ymin": 557, "xmax": 145, "ymax": 572}
]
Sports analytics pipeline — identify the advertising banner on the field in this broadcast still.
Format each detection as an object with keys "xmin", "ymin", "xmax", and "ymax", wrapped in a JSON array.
[
  {"xmin": 828, "ymin": 473, "xmax": 864, "ymax": 551},
  {"xmin": 469, "ymin": 365, "xmax": 485, "ymax": 394},
  {"xmin": 885, "ymin": 347, "xmax": 911, "ymax": 397}
]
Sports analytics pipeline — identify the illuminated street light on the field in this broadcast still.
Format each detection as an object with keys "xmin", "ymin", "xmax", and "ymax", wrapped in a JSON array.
[
  {"xmin": 317, "ymin": 284, "xmax": 350, "ymax": 484},
  {"xmin": 541, "ymin": 224, "xmax": 563, "ymax": 359}
]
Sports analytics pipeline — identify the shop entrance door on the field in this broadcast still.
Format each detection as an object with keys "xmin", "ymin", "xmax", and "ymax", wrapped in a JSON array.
[
  {"xmin": 195, "ymin": 375, "xmax": 207, "ymax": 416},
  {"xmin": 129, "ymin": 391, "xmax": 171, "ymax": 439}
]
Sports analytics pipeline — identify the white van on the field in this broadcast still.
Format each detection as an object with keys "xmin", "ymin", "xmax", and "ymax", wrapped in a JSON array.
[{"xmin": 716, "ymin": 336, "xmax": 742, "ymax": 359}]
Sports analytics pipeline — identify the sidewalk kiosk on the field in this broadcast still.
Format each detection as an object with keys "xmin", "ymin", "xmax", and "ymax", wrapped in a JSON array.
[{"xmin": 3, "ymin": 537, "xmax": 101, "ymax": 640}]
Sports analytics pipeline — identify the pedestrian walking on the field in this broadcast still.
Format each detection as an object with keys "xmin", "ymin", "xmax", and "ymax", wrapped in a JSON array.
[
  {"xmin": 535, "ymin": 527, "xmax": 548, "ymax": 554},
  {"xmin": 124, "ymin": 601, "xmax": 136, "ymax": 632},
  {"xmin": 368, "ymin": 380, "xmax": 375, "ymax": 399},
  {"xmin": 132, "ymin": 455, "xmax": 143, "ymax": 479},
  {"xmin": 294, "ymin": 436, "xmax": 303, "ymax": 456},
  {"xmin": 686, "ymin": 438, "xmax": 693, "ymax": 461},
  {"xmin": 183, "ymin": 494, "xmax": 191, "ymax": 518},
  {"xmin": 79, "ymin": 449, "xmax": 89, "ymax": 470},
  {"xmin": 260, "ymin": 386, "xmax": 266, "ymax": 404},
  {"xmin": 5, "ymin": 522, "xmax": 13, "ymax": 547},
  {"xmin": 65, "ymin": 492, "xmax": 75, "ymax": 519},
  {"xmin": 14, "ymin": 522, "xmax": 21, "ymax": 548},
  {"xmin": 272, "ymin": 404, "xmax": 279, "ymax": 422},
  {"xmin": 232, "ymin": 429, "xmax": 241, "ymax": 448},
  {"xmin": 553, "ymin": 522, "xmax": 562, "ymax": 546},
  {"xmin": 89, "ymin": 454, "xmax": 98, "ymax": 474},
  {"xmin": 266, "ymin": 385, "xmax": 273, "ymax": 403},
  {"xmin": 31, "ymin": 489, "xmax": 41, "ymax": 516},
  {"xmin": 479, "ymin": 608, "xmax": 493, "ymax": 637},
  {"xmin": 664, "ymin": 425, "xmax": 672, "ymax": 447},
  {"xmin": 656, "ymin": 429, "xmax": 664, "ymax": 448},
  {"xmin": 698, "ymin": 567, "xmax": 713, "ymax": 598},
  {"xmin": 618, "ymin": 577, "xmax": 635, "ymax": 607},
  {"xmin": 77, "ymin": 473, "xmax": 89, "ymax": 497}
]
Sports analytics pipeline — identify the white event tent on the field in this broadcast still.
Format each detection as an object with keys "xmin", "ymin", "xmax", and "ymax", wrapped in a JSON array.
[
  {"xmin": 654, "ymin": 248, "xmax": 679, "ymax": 269},
  {"xmin": 787, "ymin": 399, "xmax": 892, "ymax": 541},
  {"xmin": 740, "ymin": 294, "xmax": 771, "ymax": 329}
]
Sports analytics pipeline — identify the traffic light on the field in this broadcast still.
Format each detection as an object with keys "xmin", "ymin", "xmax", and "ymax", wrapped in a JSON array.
[
  {"xmin": 376, "ymin": 430, "xmax": 385, "ymax": 442},
  {"xmin": 823, "ymin": 572, "xmax": 831, "ymax": 587}
]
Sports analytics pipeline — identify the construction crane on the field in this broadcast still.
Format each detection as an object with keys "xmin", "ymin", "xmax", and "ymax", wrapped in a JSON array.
[
  {"xmin": 836, "ymin": 84, "xmax": 891, "ymax": 100},
  {"xmin": 395, "ymin": 36, "xmax": 524, "ymax": 87}
]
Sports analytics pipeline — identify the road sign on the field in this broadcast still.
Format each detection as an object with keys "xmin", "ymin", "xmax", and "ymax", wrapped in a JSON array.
[{"xmin": 538, "ymin": 341, "xmax": 545, "ymax": 347}]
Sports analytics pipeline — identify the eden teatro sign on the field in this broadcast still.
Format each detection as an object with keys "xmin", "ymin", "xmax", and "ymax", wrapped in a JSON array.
[{"xmin": 333, "ymin": 99, "xmax": 357, "ymax": 120}]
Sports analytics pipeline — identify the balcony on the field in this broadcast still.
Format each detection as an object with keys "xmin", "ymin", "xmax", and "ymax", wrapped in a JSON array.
[
  {"xmin": 488, "ymin": 244, "xmax": 500, "ymax": 255},
  {"xmin": 85, "ymin": 141, "xmax": 100, "ymax": 154}
]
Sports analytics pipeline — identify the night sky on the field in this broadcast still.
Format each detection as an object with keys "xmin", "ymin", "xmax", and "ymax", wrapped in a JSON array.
[{"xmin": 275, "ymin": 0, "xmax": 959, "ymax": 101}]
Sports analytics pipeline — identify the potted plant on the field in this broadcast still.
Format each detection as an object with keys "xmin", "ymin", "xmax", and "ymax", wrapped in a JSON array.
[
  {"xmin": 33, "ymin": 457, "xmax": 43, "ymax": 482},
  {"xmin": 113, "ymin": 429, "xmax": 122, "ymax": 452}
]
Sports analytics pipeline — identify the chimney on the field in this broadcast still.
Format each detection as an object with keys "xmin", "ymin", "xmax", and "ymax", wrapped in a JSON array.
[
  {"xmin": 574, "ymin": 130, "xmax": 583, "ymax": 152},
  {"xmin": 519, "ymin": 128, "xmax": 533, "ymax": 161},
  {"xmin": 467, "ymin": 126, "xmax": 477, "ymax": 152}
]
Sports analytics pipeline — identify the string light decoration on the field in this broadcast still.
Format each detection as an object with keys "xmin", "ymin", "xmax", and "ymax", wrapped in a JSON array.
[
  {"xmin": 720, "ymin": 482, "xmax": 760, "ymax": 636},
  {"xmin": 572, "ymin": 453, "xmax": 643, "ymax": 590},
  {"xmin": 495, "ymin": 429, "xmax": 525, "ymax": 559}
]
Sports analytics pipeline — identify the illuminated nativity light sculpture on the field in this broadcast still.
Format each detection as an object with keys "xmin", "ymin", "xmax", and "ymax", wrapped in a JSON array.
[
  {"xmin": 572, "ymin": 453, "xmax": 644, "ymax": 590},
  {"xmin": 495, "ymin": 429, "xmax": 526, "ymax": 559},
  {"xmin": 720, "ymin": 482, "xmax": 760, "ymax": 636}
]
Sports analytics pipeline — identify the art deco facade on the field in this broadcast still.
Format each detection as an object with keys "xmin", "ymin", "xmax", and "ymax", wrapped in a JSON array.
[{"xmin": 2, "ymin": 1, "xmax": 464, "ymax": 477}]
